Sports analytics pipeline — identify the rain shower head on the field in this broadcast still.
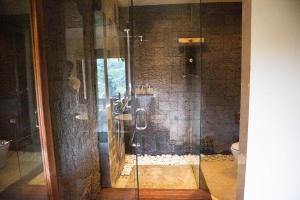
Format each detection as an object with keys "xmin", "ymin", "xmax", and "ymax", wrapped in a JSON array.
[{"xmin": 178, "ymin": 37, "xmax": 205, "ymax": 45}]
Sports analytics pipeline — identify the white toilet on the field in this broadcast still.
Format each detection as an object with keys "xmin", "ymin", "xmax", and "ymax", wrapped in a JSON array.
[
  {"xmin": 0, "ymin": 140, "xmax": 10, "ymax": 168},
  {"xmin": 230, "ymin": 142, "xmax": 239, "ymax": 162}
]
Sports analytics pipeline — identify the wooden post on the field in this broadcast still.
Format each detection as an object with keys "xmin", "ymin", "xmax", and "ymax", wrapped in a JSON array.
[{"xmin": 30, "ymin": 0, "xmax": 60, "ymax": 199}]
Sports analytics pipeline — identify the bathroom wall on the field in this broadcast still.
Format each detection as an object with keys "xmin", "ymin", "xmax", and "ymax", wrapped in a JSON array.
[
  {"xmin": 242, "ymin": 1, "xmax": 300, "ymax": 200},
  {"xmin": 128, "ymin": 3, "xmax": 241, "ymax": 154},
  {"xmin": 41, "ymin": 0, "xmax": 100, "ymax": 199},
  {"xmin": 130, "ymin": 4, "xmax": 201, "ymax": 155},
  {"xmin": 201, "ymin": 3, "xmax": 241, "ymax": 152}
]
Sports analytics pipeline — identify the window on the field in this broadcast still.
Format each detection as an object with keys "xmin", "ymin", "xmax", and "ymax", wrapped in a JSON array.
[{"xmin": 97, "ymin": 58, "xmax": 126, "ymax": 99}]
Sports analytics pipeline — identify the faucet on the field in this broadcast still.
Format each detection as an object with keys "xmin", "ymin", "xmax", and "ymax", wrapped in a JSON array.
[
  {"xmin": 112, "ymin": 95, "xmax": 131, "ymax": 116},
  {"xmin": 120, "ymin": 96, "xmax": 130, "ymax": 113}
]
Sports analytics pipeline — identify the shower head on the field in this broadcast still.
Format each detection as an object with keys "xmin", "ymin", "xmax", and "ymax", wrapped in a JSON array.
[{"xmin": 178, "ymin": 37, "xmax": 205, "ymax": 46}]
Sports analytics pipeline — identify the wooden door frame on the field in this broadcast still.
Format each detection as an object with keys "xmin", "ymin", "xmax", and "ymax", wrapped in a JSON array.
[{"xmin": 30, "ymin": 0, "xmax": 60, "ymax": 199}]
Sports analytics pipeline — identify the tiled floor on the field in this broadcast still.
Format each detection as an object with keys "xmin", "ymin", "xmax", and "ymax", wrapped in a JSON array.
[
  {"xmin": 28, "ymin": 172, "xmax": 46, "ymax": 185},
  {"xmin": 0, "ymin": 151, "xmax": 45, "ymax": 192},
  {"xmin": 140, "ymin": 165, "xmax": 198, "ymax": 189},
  {"xmin": 201, "ymin": 155, "xmax": 237, "ymax": 200},
  {"xmin": 113, "ymin": 154, "xmax": 237, "ymax": 200},
  {"xmin": 99, "ymin": 188, "xmax": 212, "ymax": 200},
  {"xmin": 114, "ymin": 165, "xmax": 198, "ymax": 189},
  {"xmin": 0, "ymin": 185, "xmax": 47, "ymax": 200},
  {"xmin": 113, "ymin": 154, "xmax": 200, "ymax": 189}
]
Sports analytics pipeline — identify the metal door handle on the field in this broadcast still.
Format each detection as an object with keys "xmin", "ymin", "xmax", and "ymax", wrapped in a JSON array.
[
  {"xmin": 135, "ymin": 108, "xmax": 147, "ymax": 130},
  {"xmin": 129, "ymin": 131, "xmax": 140, "ymax": 148},
  {"xmin": 35, "ymin": 111, "xmax": 40, "ymax": 128},
  {"xmin": 9, "ymin": 118, "xmax": 16, "ymax": 124}
]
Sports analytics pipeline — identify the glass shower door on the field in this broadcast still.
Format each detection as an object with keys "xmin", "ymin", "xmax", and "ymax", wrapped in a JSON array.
[
  {"xmin": 95, "ymin": 1, "xmax": 138, "ymax": 198},
  {"xmin": 130, "ymin": 1, "xmax": 203, "ymax": 191},
  {"xmin": 0, "ymin": 0, "xmax": 46, "ymax": 196}
]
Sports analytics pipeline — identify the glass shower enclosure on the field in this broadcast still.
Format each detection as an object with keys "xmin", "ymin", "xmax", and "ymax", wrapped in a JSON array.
[
  {"xmin": 97, "ymin": 0, "xmax": 204, "ymax": 194},
  {"xmin": 130, "ymin": 2, "xmax": 203, "ymax": 190},
  {"xmin": 29, "ymin": 0, "xmax": 242, "ymax": 198}
]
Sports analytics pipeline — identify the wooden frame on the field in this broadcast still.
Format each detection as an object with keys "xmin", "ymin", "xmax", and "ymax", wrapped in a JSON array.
[
  {"xmin": 30, "ymin": 0, "xmax": 60, "ymax": 199},
  {"xmin": 236, "ymin": 1, "xmax": 251, "ymax": 199}
]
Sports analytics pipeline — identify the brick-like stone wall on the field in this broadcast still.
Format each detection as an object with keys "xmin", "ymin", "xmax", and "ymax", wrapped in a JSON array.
[
  {"xmin": 201, "ymin": 3, "xmax": 242, "ymax": 152},
  {"xmin": 42, "ymin": 0, "xmax": 100, "ymax": 199},
  {"xmin": 130, "ymin": 3, "xmax": 241, "ymax": 154},
  {"xmin": 132, "ymin": 4, "xmax": 202, "ymax": 155}
]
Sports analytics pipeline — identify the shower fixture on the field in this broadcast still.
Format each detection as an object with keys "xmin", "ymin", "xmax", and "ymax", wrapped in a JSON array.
[
  {"xmin": 137, "ymin": 35, "xmax": 148, "ymax": 42},
  {"xmin": 178, "ymin": 37, "xmax": 205, "ymax": 45},
  {"xmin": 124, "ymin": 28, "xmax": 132, "ymax": 95},
  {"xmin": 178, "ymin": 37, "xmax": 205, "ymax": 78},
  {"xmin": 121, "ymin": 31, "xmax": 147, "ymax": 42}
]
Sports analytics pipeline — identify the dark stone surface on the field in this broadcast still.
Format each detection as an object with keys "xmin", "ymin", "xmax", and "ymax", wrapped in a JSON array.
[
  {"xmin": 201, "ymin": 3, "xmax": 242, "ymax": 152},
  {"xmin": 43, "ymin": 0, "xmax": 100, "ymax": 199},
  {"xmin": 131, "ymin": 4, "xmax": 202, "ymax": 155},
  {"xmin": 129, "ymin": 3, "xmax": 241, "ymax": 154}
]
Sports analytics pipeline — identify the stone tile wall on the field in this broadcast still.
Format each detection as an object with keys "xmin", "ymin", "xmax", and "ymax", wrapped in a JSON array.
[
  {"xmin": 42, "ymin": 0, "xmax": 100, "ymax": 199},
  {"xmin": 129, "ymin": 3, "xmax": 241, "ymax": 154},
  {"xmin": 201, "ymin": 3, "xmax": 242, "ymax": 152},
  {"xmin": 132, "ymin": 4, "xmax": 202, "ymax": 155}
]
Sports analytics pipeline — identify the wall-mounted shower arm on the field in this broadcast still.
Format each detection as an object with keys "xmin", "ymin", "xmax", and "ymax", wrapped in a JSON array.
[
  {"xmin": 120, "ymin": 32, "xmax": 147, "ymax": 42},
  {"xmin": 124, "ymin": 29, "xmax": 132, "ymax": 95}
]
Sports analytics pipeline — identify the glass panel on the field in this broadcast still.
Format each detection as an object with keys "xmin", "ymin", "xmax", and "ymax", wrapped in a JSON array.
[
  {"xmin": 130, "ymin": 1, "xmax": 241, "ymax": 198},
  {"xmin": 96, "ymin": 0, "xmax": 138, "ymax": 197},
  {"xmin": 131, "ymin": 1, "xmax": 203, "ymax": 191},
  {"xmin": 40, "ymin": 0, "xmax": 137, "ymax": 197},
  {"xmin": 198, "ymin": 2, "xmax": 242, "ymax": 200},
  {"xmin": 0, "ymin": 0, "xmax": 46, "ymax": 196},
  {"xmin": 38, "ymin": 0, "xmax": 104, "ymax": 197}
]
